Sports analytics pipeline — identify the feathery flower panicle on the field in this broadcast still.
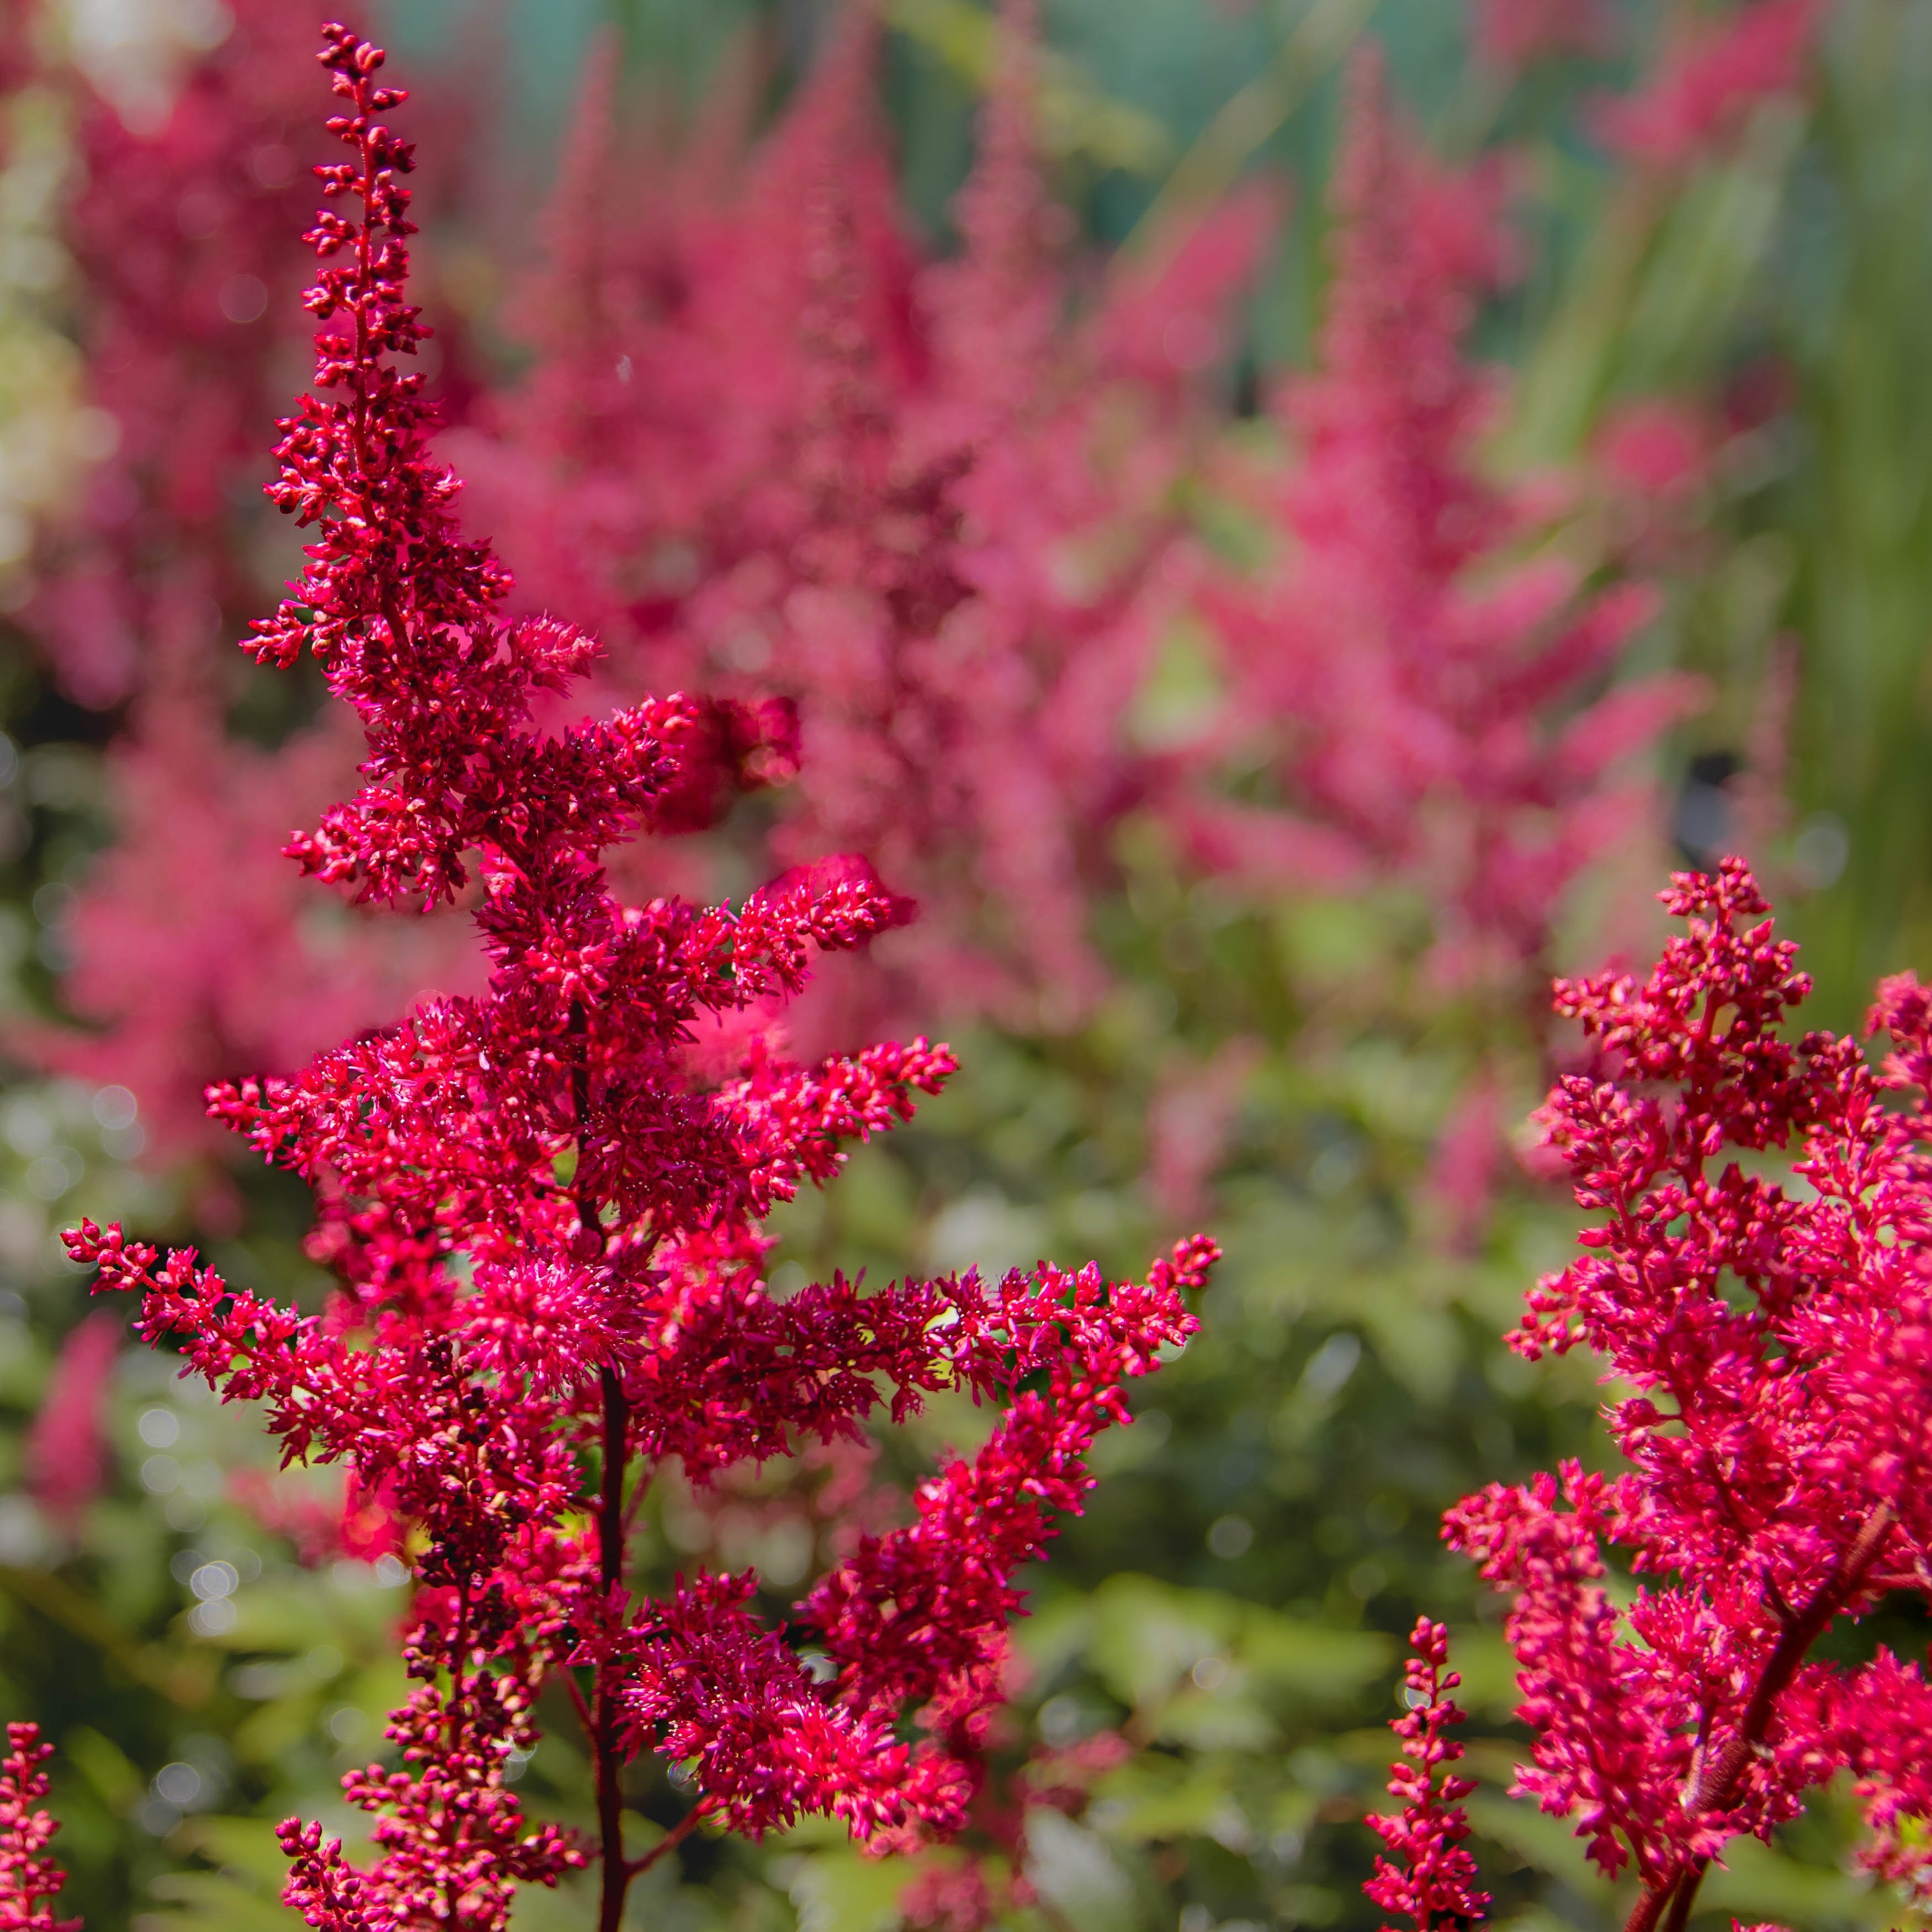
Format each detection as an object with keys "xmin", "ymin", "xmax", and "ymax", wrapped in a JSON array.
[
  {"xmin": 1190, "ymin": 49, "xmax": 1696, "ymax": 997},
  {"xmin": 1595, "ymin": 0, "xmax": 1828, "ymax": 167},
  {"xmin": 60, "ymin": 28, "xmax": 1217, "ymax": 1929},
  {"xmin": 1365, "ymin": 1620, "xmax": 1488, "ymax": 1932},
  {"xmin": 453, "ymin": 0, "xmax": 1263, "ymax": 1039},
  {"xmin": 0, "ymin": 1725, "xmax": 73, "ymax": 1932},
  {"xmin": 1411, "ymin": 858, "xmax": 1932, "ymax": 1932}
]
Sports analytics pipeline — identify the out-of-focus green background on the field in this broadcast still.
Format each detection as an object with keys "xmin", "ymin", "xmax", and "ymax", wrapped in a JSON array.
[{"xmin": 2, "ymin": 3, "xmax": 1930, "ymax": 1929}]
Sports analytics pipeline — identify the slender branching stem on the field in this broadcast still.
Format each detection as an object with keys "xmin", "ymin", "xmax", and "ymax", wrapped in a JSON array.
[{"xmin": 1619, "ymin": 1505, "xmax": 1895, "ymax": 1932}]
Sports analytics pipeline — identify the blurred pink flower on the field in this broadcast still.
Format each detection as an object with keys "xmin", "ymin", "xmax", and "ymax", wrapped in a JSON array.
[
  {"xmin": 24, "ymin": 1311, "xmax": 119, "ymax": 1531},
  {"xmin": 1596, "ymin": 0, "xmax": 1828, "ymax": 167},
  {"xmin": 1188, "ymin": 49, "xmax": 1698, "ymax": 996},
  {"xmin": 454, "ymin": 0, "xmax": 1266, "ymax": 1038},
  {"xmin": 24, "ymin": 0, "xmax": 321, "ymax": 709},
  {"xmin": 1145, "ymin": 1034, "xmax": 1262, "ymax": 1228},
  {"xmin": 1597, "ymin": 398, "xmax": 1715, "ymax": 501},
  {"xmin": 227, "ymin": 1465, "xmax": 398, "ymax": 1568},
  {"xmin": 1426, "ymin": 1066, "xmax": 1506, "ymax": 1255},
  {"xmin": 19, "ymin": 666, "xmax": 485, "ymax": 1161},
  {"xmin": 13, "ymin": 0, "xmax": 485, "ymax": 1163}
]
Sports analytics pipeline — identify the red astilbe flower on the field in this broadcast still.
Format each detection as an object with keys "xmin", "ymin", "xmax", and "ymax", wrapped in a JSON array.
[
  {"xmin": 1595, "ymin": 0, "xmax": 1829, "ymax": 168},
  {"xmin": 1188, "ymin": 49, "xmax": 1696, "ymax": 997},
  {"xmin": 453, "ymin": 0, "xmax": 1266, "ymax": 1039},
  {"xmin": 1419, "ymin": 858, "xmax": 1932, "ymax": 1932},
  {"xmin": 1366, "ymin": 1619, "xmax": 1489, "ymax": 1932},
  {"xmin": 62, "ymin": 28, "xmax": 1217, "ymax": 1931},
  {"xmin": 0, "ymin": 1726, "xmax": 73, "ymax": 1932}
]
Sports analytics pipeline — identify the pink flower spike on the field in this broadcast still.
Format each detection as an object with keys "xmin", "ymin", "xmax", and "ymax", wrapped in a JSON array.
[
  {"xmin": 1596, "ymin": 0, "xmax": 1829, "ymax": 168},
  {"xmin": 1424, "ymin": 858, "xmax": 1932, "ymax": 1930},
  {"xmin": 0, "ymin": 1724, "xmax": 76, "ymax": 1932},
  {"xmin": 446, "ymin": 0, "xmax": 1269, "ymax": 1041},
  {"xmin": 1187, "ymin": 47, "xmax": 1698, "ymax": 1004},
  {"xmin": 60, "ymin": 27, "xmax": 1220, "ymax": 1927},
  {"xmin": 1365, "ymin": 1620, "xmax": 1489, "ymax": 1932},
  {"xmin": 24, "ymin": 1312, "xmax": 120, "ymax": 1532}
]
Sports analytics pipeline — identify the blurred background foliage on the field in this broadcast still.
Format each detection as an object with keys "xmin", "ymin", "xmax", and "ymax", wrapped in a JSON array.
[{"xmin": 0, "ymin": 2, "xmax": 1929, "ymax": 1930}]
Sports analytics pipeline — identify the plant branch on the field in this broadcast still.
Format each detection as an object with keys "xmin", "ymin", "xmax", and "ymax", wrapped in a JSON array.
[
  {"xmin": 596, "ymin": 1364, "xmax": 632, "ymax": 1932},
  {"xmin": 1620, "ymin": 1504, "xmax": 1896, "ymax": 1932},
  {"xmin": 628, "ymin": 1802, "xmax": 709, "ymax": 1878}
]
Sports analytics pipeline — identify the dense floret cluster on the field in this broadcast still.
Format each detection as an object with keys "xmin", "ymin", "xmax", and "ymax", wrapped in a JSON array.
[
  {"xmin": 1365, "ymin": 1619, "xmax": 1488, "ymax": 1932},
  {"xmin": 0, "ymin": 1724, "xmax": 71, "ymax": 1932},
  {"xmin": 1374, "ymin": 860, "xmax": 1932, "ymax": 1932},
  {"xmin": 57, "ymin": 28, "xmax": 1214, "ymax": 1928}
]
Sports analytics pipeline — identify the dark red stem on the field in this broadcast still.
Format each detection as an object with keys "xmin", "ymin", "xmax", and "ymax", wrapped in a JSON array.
[
  {"xmin": 1618, "ymin": 1504, "xmax": 1894, "ymax": 1932},
  {"xmin": 629, "ymin": 1802, "xmax": 706, "ymax": 1878},
  {"xmin": 596, "ymin": 1363, "xmax": 631, "ymax": 1932}
]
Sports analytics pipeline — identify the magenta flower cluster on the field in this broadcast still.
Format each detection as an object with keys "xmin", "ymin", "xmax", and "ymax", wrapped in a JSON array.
[
  {"xmin": 1365, "ymin": 1619, "xmax": 1489, "ymax": 1932},
  {"xmin": 455, "ymin": 0, "xmax": 1266, "ymax": 1041},
  {"xmin": 1370, "ymin": 859, "xmax": 1932, "ymax": 1932},
  {"xmin": 18, "ymin": 0, "xmax": 1834, "ymax": 1166},
  {"xmin": 51, "ymin": 28, "xmax": 1215, "ymax": 1929},
  {"xmin": 0, "ymin": 1726, "xmax": 72, "ymax": 1932}
]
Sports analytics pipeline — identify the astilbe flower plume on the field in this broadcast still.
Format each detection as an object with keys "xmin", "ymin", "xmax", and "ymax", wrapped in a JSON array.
[
  {"xmin": 1595, "ymin": 0, "xmax": 1829, "ymax": 168},
  {"xmin": 1366, "ymin": 1619, "xmax": 1488, "ymax": 1932},
  {"xmin": 454, "ymin": 0, "xmax": 1268, "ymax": 1038},
  {"xmin": 1190, "ymin": 49, "xmax": 1696, "ymax": 997},
  {"xmin": 1382, "ymin": 858, "xmax": 1932, "ymax": 1932},
  {"xmin": 0, "ymin": 1726, "xmax": 72, "ymax": 1932},
  {"xmin": 57, "ymin": 28, "xmax": 1217, "ymax": 1930}
]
